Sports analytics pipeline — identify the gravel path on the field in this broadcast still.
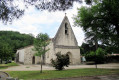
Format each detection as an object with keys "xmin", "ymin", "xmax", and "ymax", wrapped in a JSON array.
[{"xmin": 1, "ymin": 63, "xmax": 119, "ymax": 71}]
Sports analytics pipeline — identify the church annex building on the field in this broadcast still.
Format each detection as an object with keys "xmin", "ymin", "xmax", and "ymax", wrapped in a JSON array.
[{"xmin": 15, "ymin": 15, "xmax": 81, "ymax": 65}]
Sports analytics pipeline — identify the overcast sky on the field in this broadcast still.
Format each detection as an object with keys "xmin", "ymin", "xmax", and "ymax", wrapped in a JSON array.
[{"xmin": 0, "ymin": 1, "xmax": 86, "ymax": 46}]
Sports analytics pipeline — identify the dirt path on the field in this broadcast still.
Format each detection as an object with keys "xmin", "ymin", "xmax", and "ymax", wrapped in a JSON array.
[{"xmin": 1, "ymin": 63, "xmax": 119, "ymax": 71}]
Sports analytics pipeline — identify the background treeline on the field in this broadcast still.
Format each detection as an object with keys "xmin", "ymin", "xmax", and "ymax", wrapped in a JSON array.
[
  {"xmin": 80, "ymin": 42, "xmax": 119, "ymax": 55},
  {"xmin": 0, "ymin": 31, "xmax": 35, "ymax": 63},
  {"xmin": 80, "ymin": 42, "xmax": 119, "ymax": 63}
]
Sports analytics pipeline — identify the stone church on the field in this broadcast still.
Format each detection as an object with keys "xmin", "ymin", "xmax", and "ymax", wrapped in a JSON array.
[{"xmin": 16, "ymin": 15, "xmax": 81, "ymax": 65}]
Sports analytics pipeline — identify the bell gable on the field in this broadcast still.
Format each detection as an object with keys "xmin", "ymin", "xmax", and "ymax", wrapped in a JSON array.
[{"xmin": 53, "ymin": 15, "xmax": 78, "ymax": 47}]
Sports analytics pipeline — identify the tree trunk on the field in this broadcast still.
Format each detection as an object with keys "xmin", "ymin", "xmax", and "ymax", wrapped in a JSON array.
[
  {"xmin": 40, "ymin": 61, "xmax": 42, "ymax": 73},
  {"xmin": 95, "ymin": 55, "xmax": 98, "ymax": 69},
  {"xmin": 1, "ymin": 58, "xmax": 2, "ymax": 64},
  {"xmin": 94, "ymin": 36, "xmax": 98, "ymax": 69},
  {"xmin": 42, "ymin": 54, "xmax": 45, "ymax": 64},
  {"xmin": 94, "ymin": 36, "xmax": 98, "ymax": 50},
  {"xmin": 95, "ymin": 63, "xmax": 97, "ymax": 69},
  {"xmin": 40, "ymin": 55, "xmax": 42, "ymax": 73}
]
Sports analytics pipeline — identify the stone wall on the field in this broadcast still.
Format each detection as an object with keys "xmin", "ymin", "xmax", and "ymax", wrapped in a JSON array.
[
  {"xmin": 45, "ymin": 40, "xmax": 55, "ymax": 64},
  {"xmin": 42, "ymin": 16, "xmax": 81, "ymax": 65},
  {"xmin": 54, "ymin": 16, "xmax": 78, "ymax": 46},
  {"xmin": 24, "ymin": 46, "xmax": 40, "ymax": 65},
  {"xmin": 54, "ymin": 48, "xmax": 81, "ymax": 65},
  {"xmin": 16, "ymin": 49, "xmax": 24, "ymax": 63}
]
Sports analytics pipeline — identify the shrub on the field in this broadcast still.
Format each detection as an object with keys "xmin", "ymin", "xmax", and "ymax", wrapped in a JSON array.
[
  {"xmin": 51, "ymin": 52, "xmax": 70, "ymax": 70},
  {"xmin": 95, "ymin": 48, "xmax": 107, "ymax": 63},
  {"xmin": 105, "ymin": 55, "xmax": 119, "ymax": 63},
  {"xmin": 85, "ymin": 48, "xmax": 107, "ymax": 64}
]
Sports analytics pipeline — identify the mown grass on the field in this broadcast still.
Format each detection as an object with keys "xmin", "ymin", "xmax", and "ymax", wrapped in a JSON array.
[
  {"xmin": 7, "ymin": 68, "xmax": 119, "ymax": 80},
  {"xmin": 0, "ymin": 62, "xmax": 18, "ymax": 69}
]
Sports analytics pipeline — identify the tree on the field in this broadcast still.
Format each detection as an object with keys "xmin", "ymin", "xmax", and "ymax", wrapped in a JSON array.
[
  {"xmin": 85, "ymin": 0, "xmax": 101, "ymax": 5},
  {"xmin": 85, "ymin": 30, "xmax": 99, "ymax": 50},
  {"xmin": 0, "ymin": 0, "xmax": 82, "ymax": 23},
  {"xmin": 85, "ymin": 48, "xmax": 106, "ymax": 68},
  {"xmin": 0, "ymin": 0, "xmax": 24, "ymax": 23},
  {"xmin": 74, "ymin": 0, "xmax": 119, "ymax": 49},
  {"xmin": 0, "ymin": 42, "xmax": 13, "ymax": 63},
  {"xmin": 80, "ymin": 42, "xmax": 118, "ymax": 55},
  {"xmin": 80, "ymin": 42, "xmax": 95, "ymax": 55},
  {"xmin": 33, "ymin": 33, "xmax": 49, "ymax": 73},
  {"xmin": 51, "ymin": 52, "xmax": 70, "ymax": 70},
  {"xmin": 0, "ymin": 31, "xmax": 35, "ymax": 59}
]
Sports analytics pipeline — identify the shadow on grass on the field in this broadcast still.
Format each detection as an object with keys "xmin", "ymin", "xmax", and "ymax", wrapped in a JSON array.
[
  {"xmin": 0, "ymin": 66, "xmax": 8, "ymax": 69},
  {"xmin": 0, "ymin": 62, "xmax": 19, "ymax": 69}
]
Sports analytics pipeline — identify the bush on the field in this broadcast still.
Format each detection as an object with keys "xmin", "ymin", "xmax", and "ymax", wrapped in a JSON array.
[
  {"xmin": 105, "ymin": 55, "xmax": 119, "ymax": 63},
  {"xmin": 51, "ymin": 52, "xmax": 70, "ymax": 70},
  {"xmin": 85, "ymin": 48, "xmax": 107, "ymax": 64}
]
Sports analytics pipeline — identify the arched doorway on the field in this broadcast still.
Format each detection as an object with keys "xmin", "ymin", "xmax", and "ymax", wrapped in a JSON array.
[
  {"xmin": 67, "ymin": 52, "xmax": 73, "ymax": 65},
  {"xmin": 32, "ymin": 56, "xmax": 35, "ymax": 64}
]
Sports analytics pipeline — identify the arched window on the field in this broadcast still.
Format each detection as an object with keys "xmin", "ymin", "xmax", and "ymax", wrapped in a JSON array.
[{"xmin": 65, "ymin": 23, "xmax": 68, "ymax": 35}]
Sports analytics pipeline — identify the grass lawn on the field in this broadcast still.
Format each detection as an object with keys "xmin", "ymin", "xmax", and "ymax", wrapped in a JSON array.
[
  {"xmin": 0, "ymin": 62, "xmax": 19, "ymax": 69},
  {"xmin": 6, "ymin": 68, "xmax": 119, "ymax": 80}
]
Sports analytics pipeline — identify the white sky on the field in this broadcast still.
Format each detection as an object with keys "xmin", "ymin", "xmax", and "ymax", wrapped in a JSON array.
[{"xmin": 0, "ymin": 1, "xmax": 86, "ymax": 46}]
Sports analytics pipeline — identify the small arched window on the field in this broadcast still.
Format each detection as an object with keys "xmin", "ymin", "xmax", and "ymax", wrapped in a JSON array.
[{"xmin": 65, "ymin": 23, "xmax": 68, "ymax": 35}]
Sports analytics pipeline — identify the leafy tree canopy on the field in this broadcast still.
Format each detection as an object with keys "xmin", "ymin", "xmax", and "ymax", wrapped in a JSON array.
[
  {"xmin": 74, "ymin": 0, "xmax": 119, "ymax": 48},
  {"xmin": 0, "ymin": 42, "xmax": 13, "ymax": 63},
  {"xmin": 80, "ymin": 42, "xmax": 118, "ymax": 55},
  {"xmin": 34, "ymin": 33, "xmax": 50, "ymax": 57},
  {"xmin": 85, "ymin": 48, "xmax": 106, "ymax": 64},
  {"xmin": 0, "ymin": 0, "xmax": 82, "ymax": 23},
  {"xmin": 0, "ymin": 31, "xmax": 35, "ymax": 55}
]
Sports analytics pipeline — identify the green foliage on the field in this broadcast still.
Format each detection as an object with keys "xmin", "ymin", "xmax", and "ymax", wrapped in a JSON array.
[
  {"xmin": 0, "ymin": 0, "xmax": 24, "ymax": 23},
  {"xmin": 74, "ymin": 0, "xmax": 119, "ymax": 49},
  {"xmin": 86, "ymin": 48, "xmax": 106, "ymax": 64},
  {"xmin": 85, "ymin": 0, "xmax": 101, "ymax": 5},
  {"xmin": 51, "ymin": 52, "xmax": 70, "ymax": 70},
  {"xmin": 80, "ymin": 42, "xmax": 118, "ymax": 55},
  {"xmin": 80, "ymin": 42, "xmax": 95, "ymax": 55},
  {"xmin": 0, "ymin": 42, "xmax": 13, "ymax": 63},
  {"xmin": 33, "ymin": 33, "xmax": 50, "ymax": 73},
  {"xmin": 105, "ymin": 56, "xmax": 119, "ymax": 63},
  {"xmin": 0, "ymin": 31, "xmax": 34, "ymax": 61},
  {"xmin": 95, "ymin": 48, "xmax": 107, "ymax": 63},
  {"xmin": 34, "ymin": 33, "xmax": 49, "ymax": 57},
  {"xmin": 0, "ymin": 0, "xmax": 82, "ymax": 23}
]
